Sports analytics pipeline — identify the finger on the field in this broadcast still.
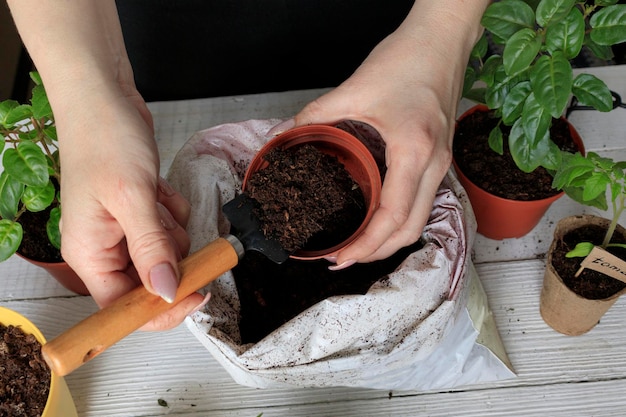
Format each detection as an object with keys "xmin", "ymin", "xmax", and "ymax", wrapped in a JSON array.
[
  {"xmin": 333, "ymin": 140, "xmax": 424, "ymax": 265},
  {"xmin": 112, "ymin": 181, "xmax": 182, "ymax": 304},
  {"xmin": 139, "ymin": 292, "xmax": 208, "ymax": 331},
  {"xmin": 156, "ymin": 202, "xmax": 191, "ymax": 258},
  {"xmin": 158, "ymin": 177, "xmax": 191, "ymax": 229}
]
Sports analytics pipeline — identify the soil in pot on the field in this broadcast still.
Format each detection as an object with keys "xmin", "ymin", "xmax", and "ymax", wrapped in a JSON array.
[
  {"xmin": 551, "ymin": 224, "xmax": 626, "ymax": 299},
  {"xmin": 18, "ymin": 205, "xmax": 62, "ymax": 264},
  {"xmin": 245, "ymin": 144, "xmax": 366, "ymax": 253},
  {"xmin": 0, "ymin": 323, "xmax": 51, "ymax": 416},
  {"xmin": 234, "ymin": 142, "xmax": 418, "ymax": 343},
  {"xmin": 453, "ymin": 109, "xmax": 580, "ymax": 200}
]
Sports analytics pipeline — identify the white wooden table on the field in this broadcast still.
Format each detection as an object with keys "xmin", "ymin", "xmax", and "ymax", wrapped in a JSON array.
[{"xmin": 1, "ymin": 65, "xmax": 625, "ymax": 416}]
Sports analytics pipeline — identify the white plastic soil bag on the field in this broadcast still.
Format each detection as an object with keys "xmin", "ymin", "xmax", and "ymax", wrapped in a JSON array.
[{"xmin": 166, "ymin": 119, "xmax": 515, "ymax": 390}]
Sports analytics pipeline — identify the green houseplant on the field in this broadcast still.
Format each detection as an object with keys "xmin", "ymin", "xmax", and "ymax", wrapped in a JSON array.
[
  {"xmin": 0, "ymin": 72, "xmax": 87, "ymax": 294},
  {"xmin": 540, "ymin": 151, "xmax": 626, "ymax": 335},
  {"xmin": 453, "ymin": 0, "xmax": 626, "ymax": 239}
]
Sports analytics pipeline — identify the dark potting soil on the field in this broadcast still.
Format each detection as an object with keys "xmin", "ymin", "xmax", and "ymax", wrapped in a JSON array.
[
  {"xmin": 234, "ymin": 140, "xmax": 410, "ymax": 344},
  {"xmin": 233, "ymin": 240, "xmax": 424, "ymax": 344},
  {"xmin": 245, "ymin": 144, "xmax": 366, "ymax": 253},
  {"xmin": 17, "ymin": 206, "xmax": 63, "ymax": 263},
  {"xmin": 453, "ymin": 109, "xmax": 580, "ymax": 200},
  {"xmin": 0, "ymin": 323, "xmax": 51, "ymax": 417},
  {"xmin": 552, "ymin": 224, "xmax": 626, "ymax": 300}
]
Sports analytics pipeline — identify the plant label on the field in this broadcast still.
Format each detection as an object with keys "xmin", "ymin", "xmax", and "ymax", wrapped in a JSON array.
[{"xmin": 576, "ymin": 246, "xmax": 626, "ymax": 284}]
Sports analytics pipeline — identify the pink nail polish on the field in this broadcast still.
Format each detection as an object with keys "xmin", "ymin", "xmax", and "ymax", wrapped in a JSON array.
[
  {"xmin": 328, "ymin": 259, "xmax": 357, "ymax": 271},
  {"xmin": 150, "ymin": 263, "xmax": 178, "ymax": 303},
  {"xmin": 190, "ymin": 292, "xmax": 212, "ymax": 315}
]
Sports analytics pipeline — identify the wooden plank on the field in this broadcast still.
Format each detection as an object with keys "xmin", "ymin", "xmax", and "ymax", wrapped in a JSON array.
[{"xmin": 3, "ymin": 259, "xmax": 626, "ymax": 416}]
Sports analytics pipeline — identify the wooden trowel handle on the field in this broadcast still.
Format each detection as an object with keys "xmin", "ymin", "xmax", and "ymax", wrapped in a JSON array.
[{"xmin": 42, "ymin": 237, "xmax": 240, "ymax": 377}]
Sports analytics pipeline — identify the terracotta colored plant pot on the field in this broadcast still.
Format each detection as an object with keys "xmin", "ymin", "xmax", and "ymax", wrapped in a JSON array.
[
  {"xmin": 0, "ymin": 306, "xmax": 78, "ymax": 416},
  {"xmin": 244, "ymin": 125, "xmax": 382, "ymax": 260},
  {"xmin": 540, "ymin": 215, "xmax": 626, "ymax": 336},
  {"xmin": 452, "ymin": 105, "xmax": 585, "ymax": 240},
  {"xmin": 18, "ymin": 254, "xmax": 89, "ymax": 296}
]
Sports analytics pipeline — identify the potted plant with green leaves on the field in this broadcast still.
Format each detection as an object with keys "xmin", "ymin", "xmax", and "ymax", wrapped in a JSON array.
[
  {"xmin": 0, "ymin": 72, "xmax": 87, "ymax": 294},
  {"xmin": 540, "ymin": 151, "xmax": 626, "ymax": 335},
  {"xmin": 454, "ymin": 0, "xmax": 626, "ymax": 239}
]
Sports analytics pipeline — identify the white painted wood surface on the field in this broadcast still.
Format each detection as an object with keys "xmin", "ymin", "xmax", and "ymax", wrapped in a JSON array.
[{"xmin": 1, "ymin": 65, "xmax": 625, "ymax": 416}]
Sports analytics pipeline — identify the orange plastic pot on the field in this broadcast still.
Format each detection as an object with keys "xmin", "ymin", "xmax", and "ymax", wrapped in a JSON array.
[
  {"xmin": 18, "ymin": 254, "xmax": 89, "ymax": 295},
  {"xmin": 244, "ymin": 125, "xmax": 382, "ymax": 260},
  {"xmin": 452, "ymin": 105, "xmax": 585, "ymax": 240}
]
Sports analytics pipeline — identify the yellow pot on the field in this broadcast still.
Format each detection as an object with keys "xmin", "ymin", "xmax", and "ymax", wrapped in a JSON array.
[{"xmin": 0, "ymin": 306, "xmax": 77, "ymax": 417}]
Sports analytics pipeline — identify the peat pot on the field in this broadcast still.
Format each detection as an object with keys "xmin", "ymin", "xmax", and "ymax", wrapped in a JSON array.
[{"xmin": 540, "ymin": 215, "xmax": 626, "ymax": 336}]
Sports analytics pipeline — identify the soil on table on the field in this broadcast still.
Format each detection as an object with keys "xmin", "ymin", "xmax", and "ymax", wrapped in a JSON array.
[
  {"xmin": 18, "ymin": 205, "xmax": 63, "ymax": 263},
  {"xmin": 246, "ymin": 144, "xmax": 366, "ymax": 253},
  {"xmin": 0, "ymin": 323, "xmax": 51, "ymax": 417},
  {"xmin": 552, "ymin": 224, "xmax": 626, "ymax": 299},
  {"xmin": 233, "ymin": 240, "xmax": 424, "ymax": 344},
  {"xmin": 453, "ymin": 109, "xmax": 580, "ymax": 200}
]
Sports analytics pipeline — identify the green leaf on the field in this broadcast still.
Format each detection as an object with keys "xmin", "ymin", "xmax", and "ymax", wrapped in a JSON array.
[
  {"xmin": 482, "ymin": 0, "xmax": 536, "ymax": 42},
  {"xmin": 488, "ymin": 126, "xmax": 504, "ymax": 155},
  {"xmin": 29, "ymin": 71, "xmax": 43, "ymax": 86},
  {"xmin": 509, "ymin": 117, "xmax": 551, "ymax": 172},
  {"xmin": 572, "ymin": 74, "xmax": 613, "ymax": 112},
  {"xmin": 464, "ymin": 87, "xmax": 487, "ymax": 104},
  {"xmin": 545, "ymin": 7, "xmax": 585, "ymax": 59},
  {"xmin": 2, "ymin": 141, "xmax": 50, "ymax": 187},
  {"xmin": 0, "ymin": 219, "xmax": 23, "ymax": 262},
  {"xmin": 0, "ymin": 172, "xmax": 25, "ymax": 220},
  {"xmin": 470, "ymin": 33, "xmax": 488, "ymax": 60},
  {"xmin": 552, "ymin": 152, "xmax": 592, "ymax": 188},
  {"xmin": 463, "ymin": 66, "xmax": 477, "ymax": 98},
  {"xmin": 566, "ymin": 242, "xmax": 595, "ymax": 258},
  {"xmin": 536, "ymin": 0, "xmax": 576, "ymax": 28},
  {"xmin": 530, "ymin": 52, "xmax": 573, "ymax": 118},
  {"xmin": 503, "ymin": 28, "xmax": 542, "ymax": 75},
  {"xmin": 31, "ymin": 84, "xmax": 53, "ymax": 120},
  {"xmin": 0, "ymin": 100, "xmax": 19, "ymax": 128},
  {"xmin": 521, "ymin": 93, "xmax": 552, "ymax": 146},
  {"xmin": 590, "ymin": 4, "xmax": 626, "ymax": 45},
  {"xmin": 582, "ymin": 171, "xmax": 609, "ymax": 201},
  {"xmin": 5, "ymin": 104, "xmax": 33, "ymax": 127},
  {"xmin": 540, "ymin": 139, "xmax": 562, "ymax": 170},
  {"xmin": 47, "ymin": 207, "xmax": 62, "ymax": 250},
  {"xmin": 502, "ymin": 81, "xmax": 532, "ymax": 125},
  {"xmin": 22, "ymin": 181, "xmax": 56, "ymax": 212},
  {"xmin": 584, "ymin": 33, "xmax": 615, "ymax": 60},
  {"xmin": 479, "ymin": 55, "xmax": 503, "ymax": 86}
]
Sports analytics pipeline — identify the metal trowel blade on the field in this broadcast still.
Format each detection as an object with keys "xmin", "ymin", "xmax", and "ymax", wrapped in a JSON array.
[{"xmin": 222, "ymin": 193, "xmax": 290, "ymax": 264}]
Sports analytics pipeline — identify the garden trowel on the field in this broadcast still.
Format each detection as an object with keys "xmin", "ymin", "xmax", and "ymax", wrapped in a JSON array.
[{"xmin": 41, "ymin": 193, "xmax": 289, "ymax": 377}]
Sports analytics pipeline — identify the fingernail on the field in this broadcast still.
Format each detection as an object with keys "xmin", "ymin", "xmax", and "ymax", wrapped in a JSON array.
[
  {"xmin": 158, "ymin": 177, "xmax": 176, "ymax": 196},
  {"xmin": 156, "ymin": 202, "xmax": 177, "ymax": 230},
  {"xmin": 150, "ymin": 263, "xmax": 178, "ymax": 303},
  {"xmin": 328, "ymin": 259, "xmax": 357, "ymax": 271},
  {"xmin": 266, "ymin": 118, "xmax": 296, "ymax": 137},
  {"xmin": 190, "ymin": 292, "xmax": 212, "ymax": 315}
]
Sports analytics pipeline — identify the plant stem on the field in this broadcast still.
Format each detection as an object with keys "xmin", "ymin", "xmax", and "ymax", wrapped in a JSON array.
[{"xmin": 603, "ymin": 194, "xmax": 626, "ymax": 248}]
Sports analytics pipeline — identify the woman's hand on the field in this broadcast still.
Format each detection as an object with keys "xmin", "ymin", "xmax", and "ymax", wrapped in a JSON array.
[
  {"xmin": 57, "ymin": 90, "xmax": 206, "ymax": 330},
  {"xmin": 292, "ymin": 0, "xmax": 489, "ymax": 268}
]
